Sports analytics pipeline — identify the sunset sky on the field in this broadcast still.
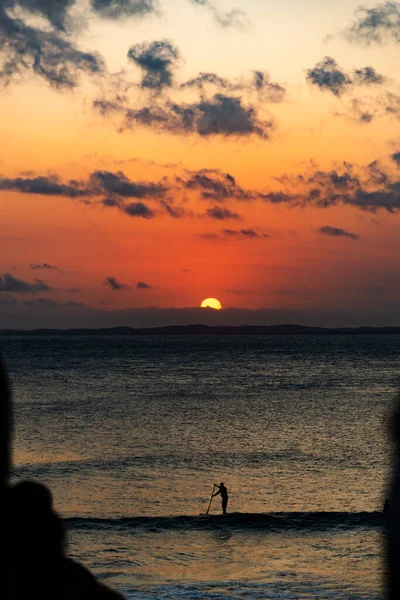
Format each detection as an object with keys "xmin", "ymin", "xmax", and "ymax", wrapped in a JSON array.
[{"xmin": 1, "ymin": 0, "xmax": 400, "ymax": 328}]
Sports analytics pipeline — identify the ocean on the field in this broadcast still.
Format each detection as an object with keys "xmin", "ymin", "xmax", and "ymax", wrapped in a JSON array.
[{"xmin": 2, "ymin": 333, "xmax": 399, "ymax": 599}]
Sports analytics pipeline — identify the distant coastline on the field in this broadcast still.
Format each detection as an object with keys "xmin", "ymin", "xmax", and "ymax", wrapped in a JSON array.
[{"xmin": 1, "ymin": 324, "xmax": 400, "ymax": 335}]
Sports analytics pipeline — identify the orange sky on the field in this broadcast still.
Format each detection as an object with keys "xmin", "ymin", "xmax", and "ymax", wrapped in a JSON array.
[{"xmin": 1, "ymin": 0, "xmax": 400, "ymax": 327}]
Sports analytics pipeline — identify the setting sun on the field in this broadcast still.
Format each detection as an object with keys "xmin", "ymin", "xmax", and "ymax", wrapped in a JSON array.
[{"xmin": 201, "ymin": 298, "xmax": 222, "ymax": 310}]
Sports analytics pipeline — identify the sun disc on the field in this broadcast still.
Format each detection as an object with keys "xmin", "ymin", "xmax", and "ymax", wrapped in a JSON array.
[{"xmin": 201, "ymin": 297, "xmax": 222, "ymax": 310}]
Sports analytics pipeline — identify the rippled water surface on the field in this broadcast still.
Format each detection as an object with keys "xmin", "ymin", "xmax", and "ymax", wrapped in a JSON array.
[{"xmin": 2, "ymin": 334, "xmax": 399, "ymax": 598}]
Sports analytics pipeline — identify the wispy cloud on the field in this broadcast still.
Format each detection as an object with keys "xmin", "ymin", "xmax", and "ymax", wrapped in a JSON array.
[
  {"xmin": 340, "ymin": 2, "xmax": 400, "ymax": 45},
  {"xmin": 318, "ymin": 225, "xmax": 359, "ymax": 240},
  {"xmin": 136, "ymin": 281, "xmax": 152, "ymax": 289},
  {"xmin": 104, "ymin": 276, "xmax": 130, "ymax": 290},
  {"xmin": 30, "ymin": 263, "xmax": 58, "ymax": 270},
  {"xmin": 0, "ymin": 273, "xmax": 51, "ymax": 293},
  {"xmin": 188, "ymin": 0, "xmax": 248, "ymax": 29}
]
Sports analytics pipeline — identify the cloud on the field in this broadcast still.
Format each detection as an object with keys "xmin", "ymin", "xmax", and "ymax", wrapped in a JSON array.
[
  {"xmin": 221, "ymin": 228, "xmax": 270, "ymax": 239},
  {"xmin": 0, "ymin": 273, "xmax": 51, "ymax": 293},
  {"xmin": 159, "ymin": 200, "xmax": 187, "ymax": 218},
  {"xmin": 386, "ymin": 92, "xmax": 400, "ymax": 118},
  {"xmin": 252, "ymin": 70, "xmax": 286, "ymax": 102},
  {"xmin": 206, "ymin": 206, "xmax": 242, "ymax": 220},
  {"xmin": 0, "ymin": 175, "xmax": 89, "ymax": 197},
  {"xmin": 30, "ymin": 263, "xmax": 57, "ymax": 270},
  {"xmin": 318, "ymin": 225, "xmax": 359, "ymax": 240},
  {"xmin": 104, "ymin": 276, "xmax": 130, "ymax": 290},
  {"xmin": 269, "ymin": 161, "xmax": 400, "ymax": 213},
  {"xmin": 90, "ymin": 170, "xmax": 167, "ymax": 198},
  {"xmin": 340, "ymin": 2, "xmax": 400, "ymax": 45},
  {"xmin": 334, "ymin": 91, "xmax": 400, "ymax": 125},
  {"xmin": 353, "ymin": 66, "xmax": 386, "ymax": 85},
  {"xmin": 136, "ymin": 281, "xmax": 152, "ymax": 289},
  {"xmin": 180, "ymin": 72, "xmax": 232, "ymax": 90},
  {"xmin": 0, "ymin": 168, "xmax": 168, "ymax": 218},
  {"xmin": 392, "ymin": 151, "xmax": 400, "ymax": 165},
  {"xmin": 306, "ymin": 57, "xmax": 386, "ymax": 96},
  {"xmin": 91, "ymin": 0, "xmax": 158, "ymax": 19},
  {"xmin": 182, "ymin": 168, "xmax": 252, "ymax": 201},
  {"xmin": 0, "ymin": 1, "xmax": 104, "ymax": 88},
  {"xmin": 116, "ymin": 94, "xmax": 274, "ymax": 137},
  {"xmin": 16, "ymin": 0, "xmax": 75, "ymax": 32},
  {"xmin": 122, "ymin": 201, "xmax": 155, "ymax": 218},
  {"xmin": 127, "ymin": 39, "xmax": 180, "ymax": 92},
  {"xmin": 180, "ymin": 70, "xmax": 286, "ymax": 103},
  {"xmin": 201, "ymin": 228, "xmax": 270, "ymax": 240},
  {"xmin": 188, "ymin": 0, "xmax": 247, "ymax": 29},
  {"xmin": 5, "ymin": 160, "xmax": 400, "ymax": 219}
]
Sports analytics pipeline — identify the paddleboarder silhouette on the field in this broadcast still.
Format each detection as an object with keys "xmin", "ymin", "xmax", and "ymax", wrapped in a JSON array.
[{"xmin": 212, "ymin": 482, "xmax": 229, "ymax": 514}]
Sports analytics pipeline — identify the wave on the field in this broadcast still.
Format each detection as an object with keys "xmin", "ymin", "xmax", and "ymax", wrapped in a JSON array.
[{"xmin": 65, "ymin": 511, "xmax": 384, "ymax": 533}]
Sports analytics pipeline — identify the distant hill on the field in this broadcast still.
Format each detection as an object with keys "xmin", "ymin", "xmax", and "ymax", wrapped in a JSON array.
[{"xmin": 1, "ymin": 324, "xmax": 400, "ymax": 335}]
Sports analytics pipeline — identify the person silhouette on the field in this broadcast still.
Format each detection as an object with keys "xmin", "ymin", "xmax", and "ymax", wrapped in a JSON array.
[
  {"xmin": 0, "ymin": 357, "xmax": 123, "ymax": 599},
  {"xmin": 212, "ymin": 482, "xmax": 228, "ymax": 514}
]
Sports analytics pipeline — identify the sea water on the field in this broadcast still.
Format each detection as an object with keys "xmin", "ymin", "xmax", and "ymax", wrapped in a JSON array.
[{"xmin": 2, "ymin": 334, "xmax": 399, "ymax": 599}]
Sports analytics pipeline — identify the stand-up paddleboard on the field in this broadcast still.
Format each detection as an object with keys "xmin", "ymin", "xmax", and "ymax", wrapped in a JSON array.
[{"xmin": 200, "ymin": 484, "xmax": 215, "ymax": 515}]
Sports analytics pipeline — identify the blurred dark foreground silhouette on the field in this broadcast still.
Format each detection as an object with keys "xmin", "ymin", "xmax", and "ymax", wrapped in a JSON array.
[
  {"xmin": 1, "ymin": 358, "xmax": 123, "ymax": 599},
  {"xmin": 385, "ymin": 391, "xmax": 400, "ymax": 599}
]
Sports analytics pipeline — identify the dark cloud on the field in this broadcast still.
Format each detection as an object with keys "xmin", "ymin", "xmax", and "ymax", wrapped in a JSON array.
[
  {"xmin": 306, "ymin": 57, "xmax": 352, "ymax": 96},
  {"xmin": 182, "ymin": 169, "xmax": 252, "ymax": 201},
  {"xmin": 193, "ymin": 94, "xmax": 267, "ymax": 136},
  {"xmin": 17, "ymin": 0, "xmax": 75, "ymax": 32},
  {"xmin": 353, "ymin": 66, "xmax": 386, "ymax": 85},
  {"xmin": 0, "ymin": 2, "xmax": 104, "ymax": 88},
  {"xmin": 222, "ymin": 228, "xmax": 269, "ymax": 239},
  {"xmin": 318, "ymin": 225, "xmax": 359, "ymax": 240},
  {"xmin": 136, "ymin": 281, "xmax": 152, "ymax": 289},
  {"xmin": 105, "ymin": 276, "xmax": 130, "ymax": 290},
  {"xmin": 188, "ymin": 0, "xmax": 247, "ymax": 29},
  {"xmin": 306, "ymin": 57, "xmax": 386, "ymax": 96},
  {"xmin": 0, "ymin": 175, "xmax": 89, "ymax": 197},
  {"xmin": 341, "ymin": 2, "xmax": 400, "ymax": 45},
  {"xmin": 30, "ymin": 263, "xmax": 57, "ymax": 270},
  {"xmin": 392, "ymin": 151, "xmax": 400, "ymax": 165},
  {"xmin": 206, "ymin": 206, "xmax": 242, "ymax": 220},
  {"xmin": 123, "ymin": 201, "xmax": 155, "ymax": 218},
  {"xmin": 90, "ymin": 170, "xmax": 167, "ymax": 198},
  {"xmin": 118, "ymin": 94, "xmax": 274, "ymax": 137},
  {"xmin": 5, "ymin": 160, "xmax": 400, "ymax": 220},
  {"xmin": 0, "ymin": 273, "xmax": 51, "ymax": 293},
  {"xmin": 91, "ymin": 0, "xmax": 158, "ymax": 19},
  {"xmin": 127, "ymin": 39, "xmax": 180, "ymax": 91},
  {"xmin": 269, "ymin": 162, "xmax": 400, "ymax": 213}
]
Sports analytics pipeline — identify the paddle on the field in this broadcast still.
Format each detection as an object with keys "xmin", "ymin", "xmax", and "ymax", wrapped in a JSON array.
[{"xmin": 200, "ymin": 484, "xmax": 216, "ymax": 515}]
